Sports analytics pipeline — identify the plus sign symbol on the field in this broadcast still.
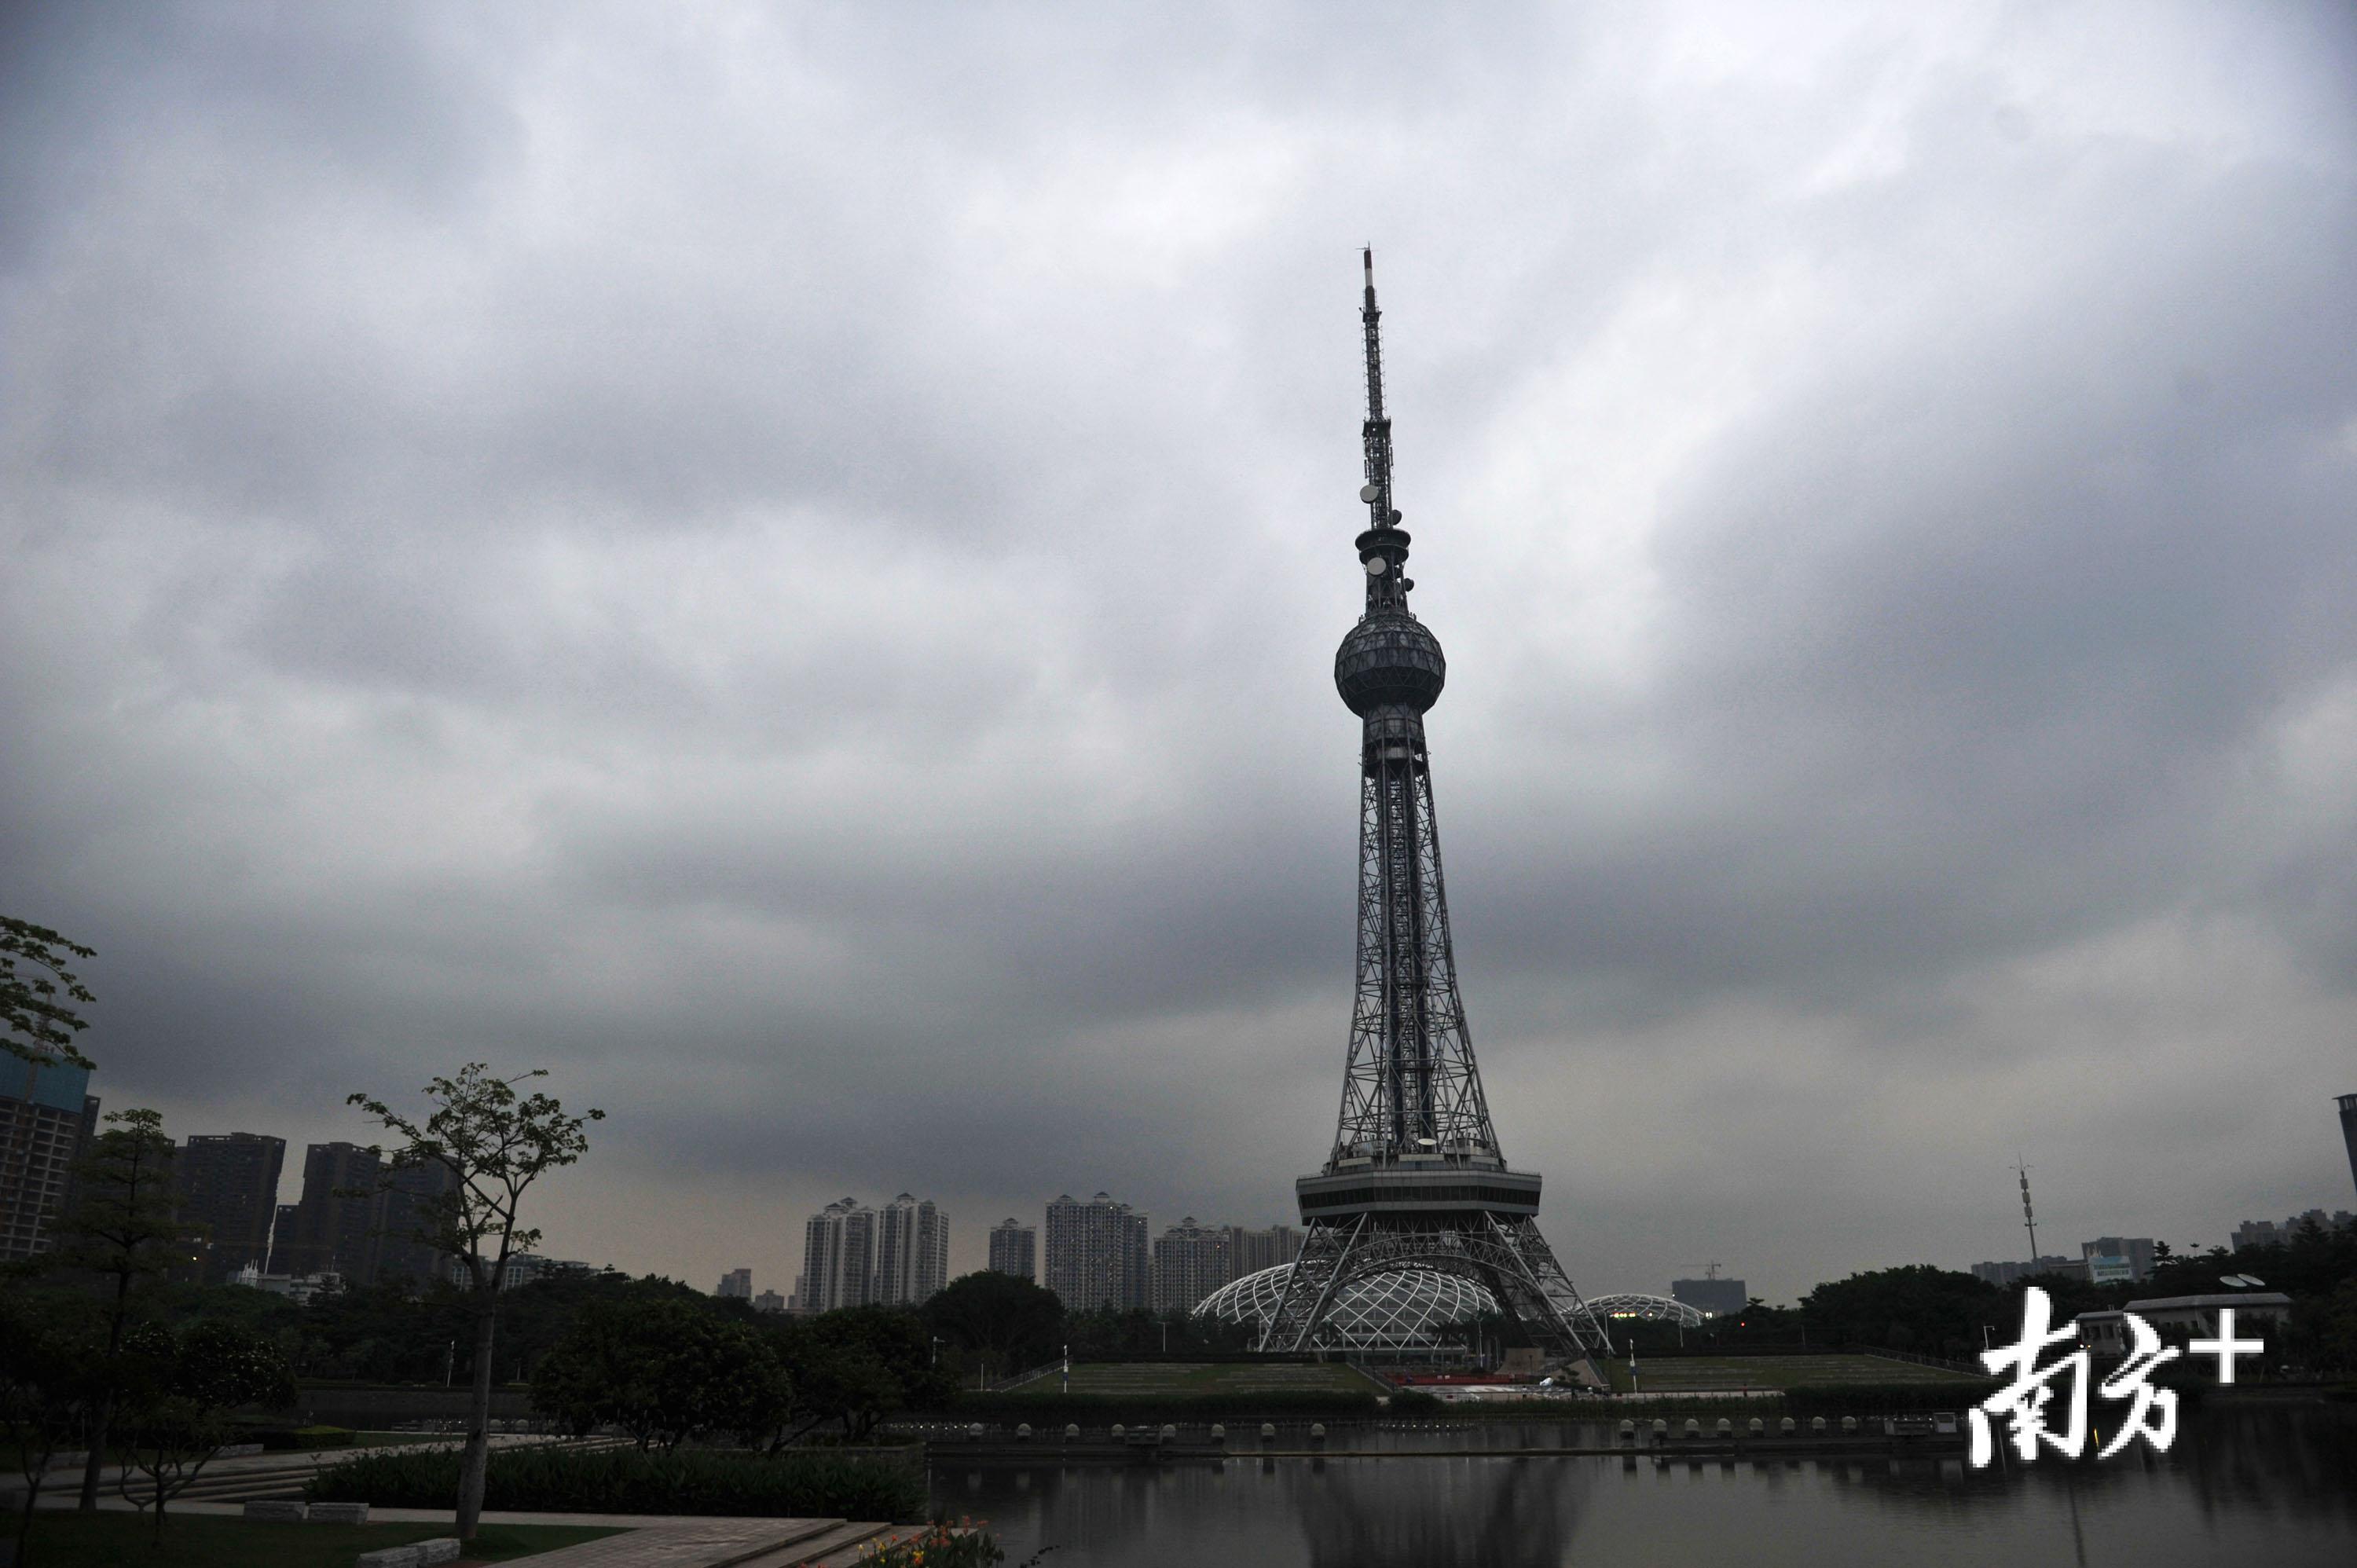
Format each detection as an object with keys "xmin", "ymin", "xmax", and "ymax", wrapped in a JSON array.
[{"xmin": 2188, "ymin": 1307, "xmax": 2265, "ymax": 1384}]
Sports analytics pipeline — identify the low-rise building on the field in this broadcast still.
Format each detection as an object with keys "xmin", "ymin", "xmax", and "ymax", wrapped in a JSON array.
[
  {"xmin": 1970, "ymin": 1256, "xmax": 2091, "ymax": 1289},
  {"xmin": 231, "ymin": 1262, "xmax": 347, "ymax": 1304},
  {"xmin": 2079, "ymin": 1236, "xmax": 2154, "ymax": 1284},
  {"xmin": 1670, "ymin": 1274, "xmax": 1748, "ymax": 1317}
]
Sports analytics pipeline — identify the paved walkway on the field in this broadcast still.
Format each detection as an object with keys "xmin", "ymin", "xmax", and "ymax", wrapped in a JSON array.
[
  {"xmin": 478, "ymin": 1515, "xmax": 856, "ymax": 1568},
  {"xmin": 27, "ymin": 1498, "xmax": 904, "ymax": 1566}
]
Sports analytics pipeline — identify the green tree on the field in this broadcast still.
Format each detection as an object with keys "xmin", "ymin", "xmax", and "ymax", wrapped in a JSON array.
[
  {"xmin": 0, "ymin": 916, "xmax": 95, "ymax": 1070},
  {"xmin": 50, "ymin": 1108, "xmax": 195, "ymax": 1511},
  {"xmin": 348, "ymin": 1064, "xmax": 602, "ymax": 1544},
  {"xmin": 1798, "ymin": 1266, "xmax": 2000, "ymax": 1361},
  {"xmin": 777, "ymin": 1307, "xmax": 957, "ymax": 1440},
  {"xmin": 531, "ymin": 1295, "xmax": 790, "ymax": 1451},
  {"xmin": 0, "ymin": 1291, "xmax": 97, "ymax": 1566},
  {"xmin": 2295, "ymin": 1277, "xmax": 2357, "ymax": 1373},
  {"xmin": 921, "ymin": 1271, "xmax": 1065, "ymax": 1384},
  {"xmin": 111, "ymin": 1320, "xmax": 295, "ymax": 1540}
]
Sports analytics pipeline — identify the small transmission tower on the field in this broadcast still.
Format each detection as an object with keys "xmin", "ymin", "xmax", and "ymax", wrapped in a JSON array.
[{"xmin": 2016, "ymin": 1159, "xmax": 2041, "ymax": 1265}]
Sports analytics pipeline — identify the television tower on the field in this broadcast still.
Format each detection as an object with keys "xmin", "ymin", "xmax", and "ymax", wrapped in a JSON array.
[{"xmin": 1256, "ymin": 252, "xmax": 1611, "ymax": 1370}]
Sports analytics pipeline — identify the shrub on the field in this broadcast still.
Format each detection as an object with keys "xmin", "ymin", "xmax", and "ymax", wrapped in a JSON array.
[
  {"xmin": 1780, "ymin": 1382, "xmax": 1996, "ymax": 1415},
  {"xmin": 309, "ymin": 1445, "xmax": 924, "ymax": 1521},
  {"xmin": 953, "ymin": 1389, "xmax": 1382, "ymax": 1422},
  {"xmin": 855, "ymin": 1519, "xmax": 1009, "ymax": 1566},
  {"xmin": 236, "ymin": 1423, "xmax": 357, "ymax": 1450}
]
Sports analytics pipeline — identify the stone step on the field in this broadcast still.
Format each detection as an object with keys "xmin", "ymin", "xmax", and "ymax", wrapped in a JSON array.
[
  {"xmin": 802, "ymin": 1524, "xmax": 929, "ymax": 1566},
  {"xmin": 731, "ymin": 1519, "xmax": 897, "ymax": 1566}
]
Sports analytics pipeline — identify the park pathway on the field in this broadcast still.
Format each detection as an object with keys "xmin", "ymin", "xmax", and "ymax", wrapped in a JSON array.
[{"xmin": 497, "ymin": 1515, "xmax": 918, "ymax": 1567}]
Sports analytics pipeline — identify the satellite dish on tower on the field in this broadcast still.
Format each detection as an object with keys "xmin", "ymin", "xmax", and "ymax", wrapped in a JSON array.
[
  {"xmin": 1365, "ymin": 557, "xmax": 1387, "ymax": 575},
  {"xmin": 1360, "ymin": 483, "xmax": 1381, "ymax": 503}
]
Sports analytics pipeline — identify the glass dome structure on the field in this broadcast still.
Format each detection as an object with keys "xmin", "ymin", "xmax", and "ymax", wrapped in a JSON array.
[{"xmin": 1193, "ymin": 1263, "xmax": 1497, "ymax": 1354}]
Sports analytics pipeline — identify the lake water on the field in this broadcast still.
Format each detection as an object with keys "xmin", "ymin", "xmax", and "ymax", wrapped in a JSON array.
[{"xmin": 928, "ymin": 1404, "xmax": 2357, "ymax": 1566}]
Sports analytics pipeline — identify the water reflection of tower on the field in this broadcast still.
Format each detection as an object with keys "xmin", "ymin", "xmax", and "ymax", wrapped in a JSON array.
[
  {"xmin": 1255, "ymin": 252, "xmax": 1611, "ymax": 1371},
  {"xmin": 1286, "ymin": 1454, "xmax": 1589, "ymax": 1568}
]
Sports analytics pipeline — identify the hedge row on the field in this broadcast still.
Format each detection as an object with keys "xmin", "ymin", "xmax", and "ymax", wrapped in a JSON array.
[
  {"xmin": 307, "ymin": 1445, "xmax": 924, "ymax": 1522},
  {"xmin": 228, "ymin": 1423, "xmax": 358, "ymax": 1450},
  {"xmin": 951, "ymin": 1389, "xmax": 1386, "ymax": 1421},
  {"xmin": 1780, "ymin": 1382, "xmax": 1996, "ymax": 1414}
]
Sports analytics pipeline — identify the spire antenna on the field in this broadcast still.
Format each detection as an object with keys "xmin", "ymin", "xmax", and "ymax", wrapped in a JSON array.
[
  {"xmin": 1360, "ymin": 249, "xmax": 1393, "ymax": 539},
  {"xmin": 1356, "ymin": 250, "xmax": 1406, "ymax": 610}
]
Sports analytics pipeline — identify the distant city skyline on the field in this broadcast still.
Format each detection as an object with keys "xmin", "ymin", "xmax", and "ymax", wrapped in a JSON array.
[
  {"xmin": 17, "ymin": 1057, "xmax": 2357, "ymax": 1307},
  {"xmin": 16, "ymin": 1050, "xmax": 2357, "ymax": 1310}
]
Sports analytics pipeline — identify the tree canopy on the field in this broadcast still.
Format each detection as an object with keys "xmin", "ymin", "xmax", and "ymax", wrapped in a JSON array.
[
  {"xmin": 0, "ymin": 914, "xmax": 95, "ymax": 1071},
  {"xmin": 1798, "ymin": 1266, "xmax": 2001, "ymax": 1360},
  {"xmin": 533, "ymin": 1295, "xmax": 790, "ymax": 1451},
  {"xmin": 921, "ymin": 1269, "xmax": 1065, "ymax": 1381}
]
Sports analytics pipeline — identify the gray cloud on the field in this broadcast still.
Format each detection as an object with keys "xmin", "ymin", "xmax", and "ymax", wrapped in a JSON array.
[{"xmin": 5, "ymin": 2, "xmax": 2355, "ymax": 1300}]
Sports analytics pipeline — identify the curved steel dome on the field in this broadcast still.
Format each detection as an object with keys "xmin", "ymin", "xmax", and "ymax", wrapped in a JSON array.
[{"xmin": 1194, "ymin": 1263, "xmax": 1496, "ymax": 1351}]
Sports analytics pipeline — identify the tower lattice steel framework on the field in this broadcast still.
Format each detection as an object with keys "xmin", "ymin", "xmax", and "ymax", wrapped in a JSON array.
[{"xmin": 1257, "ymin": 253, "xmax": 1612, "ymax": 1369}]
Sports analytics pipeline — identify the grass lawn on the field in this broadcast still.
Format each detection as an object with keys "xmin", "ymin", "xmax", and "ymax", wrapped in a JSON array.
[
  {"xmin": 1047, "ymin": 1361, "xmax": 1381, "ymax": 1397},
  {"xmin": 17, "ymin": 1514, "xmax": 624, "ymax": 1566},
  {"xmin": 1607, "ymin": 1354, "xmax": 1982, "ymax": 1393}
]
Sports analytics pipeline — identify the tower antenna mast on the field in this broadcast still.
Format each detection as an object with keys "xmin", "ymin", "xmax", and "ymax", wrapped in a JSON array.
[{"xmin": 1360, "ymin": 247, "xmax": 1396, "ymax": 559}]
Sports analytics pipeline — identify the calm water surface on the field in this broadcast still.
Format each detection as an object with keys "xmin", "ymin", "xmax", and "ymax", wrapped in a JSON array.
[{"xmin": 927, "ymin": 1405, "xmax": 2356, "ymax": 1566}]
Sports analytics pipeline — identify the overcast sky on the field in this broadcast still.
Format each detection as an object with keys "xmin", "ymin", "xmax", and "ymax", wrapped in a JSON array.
[{"xmin": 5, "ymin": 2, "xmax": 2355, "ymax": 1306}]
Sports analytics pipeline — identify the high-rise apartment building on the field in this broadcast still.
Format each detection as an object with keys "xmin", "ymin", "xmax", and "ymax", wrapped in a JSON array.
[
  {"xmin": 1044, "ymin": 1192, "xmax": 1149, "ymax": 1311},
  {"xmin": 174, "ymin": 1132, "xmax": 286, "ymax": 1284},
  {"xmin": 753, "ymin": 1288, "xmax": 786, "ymax": 1313},
  {"xmin": 0, "ymin": 1054, "xmax": 97, "ymax": 1262},
  {"xmin": 364, "ymin": 1158, "xmax": 458, "ymax": 1288},
  {"xmin": 718, "ymin": 1267, "xmax": 753, "ymax": 1299},
  {"xmin": 988, "ymin": 1218, "xmax": 1036, "ymax": 1282},
  {"xmin": 875, "ymin": 1194, "xmax": 950, "ymax": 1305},
  {"xmin": 269, "ymin": 1142, "xmax": 381, "ymax": 1280},
  {"xmin": 801, "ymin": 1198, "xmax": 878, "ymax": 1313},
  {"xmin": 1224, "ymin": 1223, "xmax": 1303, "ymax": 1281},
  {"xmin": 2340, "ymin": 1092, "xmax": 2357, "ymax": 1203},
  {"xmin": 1152, "ymin": 1216, "xmax": 1231, "ymax": 1314}
]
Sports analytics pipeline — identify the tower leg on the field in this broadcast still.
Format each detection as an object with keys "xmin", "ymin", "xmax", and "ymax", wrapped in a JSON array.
[{"xmin": 1258, "ymin": 1215, "xmax": 1365, "ymax": 1352}]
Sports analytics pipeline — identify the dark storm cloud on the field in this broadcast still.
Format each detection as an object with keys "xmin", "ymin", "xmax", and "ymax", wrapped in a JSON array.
[{"xmin": 5, "ymin": 2, "xmax": 2355, "ymax": 1298}]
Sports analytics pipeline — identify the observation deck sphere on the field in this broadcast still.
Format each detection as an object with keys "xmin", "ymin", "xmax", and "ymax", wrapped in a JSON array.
[{"xmin": 1335, "ymin": 610, "xmax": 1446, "ymax": 715}]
